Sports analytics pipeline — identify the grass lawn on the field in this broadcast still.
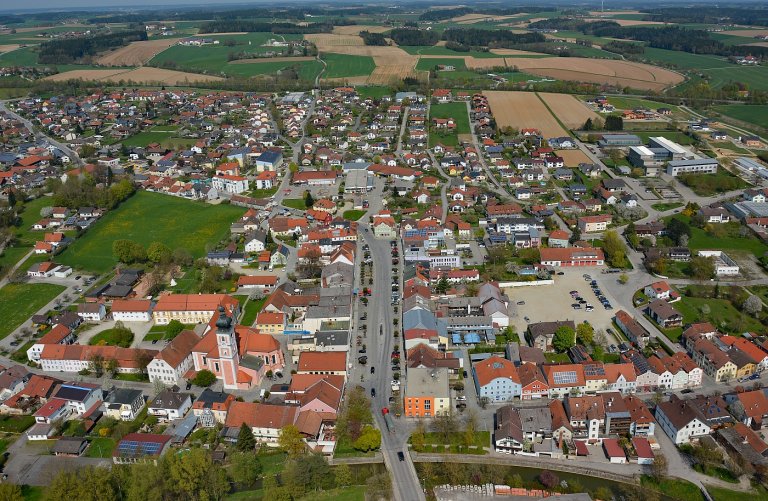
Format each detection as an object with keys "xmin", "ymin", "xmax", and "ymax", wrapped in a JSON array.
[
  {"xmin": 606, "ymin": 96, "xmax": 680, "ymax": 112},
  {"xmin": 122, "ymin": 126, "xmax": 196, "ymax": 149},
  {"xmin": 321, "ymin": 53, "xmax": 375, "ymax": 78},
  {"xmin": 710, "ymin": 141, "xmax": 751, "ymax": 154},
  {"xmin": 0, "ymin": 283, "xmax": 66, "ymax": 340},
  {"xmin": 85, "ymin": 437, "xmax": 116, "ymax": 458},
  {"xmin": 713, "ymin": 104, "xmax": 768, "ymax": 130},
  {"xmin": 708, "ymin": 485, "xmax": 768, "ymax": 501},
  {"xmin": 343, "ymin": 209, "xmax": 366, "ymax": 221},
  {"xmin": 0, "ymin": 246, "xmax": 31, "ymax": 276},
  {"xmin": 11, "ymin": 340, "xmax": 36, "ymax": 363},
  {"xmin": 357, "ymin": 86, "xmax": 391, "ymax": 99},
  {"xmin": 632, "ymin": 130, "xmax": 695, "ymax": 145},
  {"xmin": 282, "ymin": 198, "xmax": 307, "ymax": 210},
  {"xmin": 239, "ymin": 296, "xmax": 266, "ymax": 327},
  {"xmin": 0, "ymin": 415, "xmax": 35, "ymax": 433},
  {"xmin": 667, "ymin": 215, "xmax": 768, "ymax": 257},
  {"xmin": 641, "ymin": 47, "xmax": 731, "ymax": 70},
  {"xmin": 651, "ymin": 202, "xmax": 683, "ymax": 211},
  {"xmin": 677, "ymin": 168, "xmax": 749, "ymax": 197},
  {"xmin": 58, "ymin": 191, "xmax": 244, "ymax": 273},
  {"xmin": 224, "ymin": 59, "xmax": 323, "ymax": 80},
  {"xmin": 14, "ymin": 196, "xmax": 55, "ymax": 247},
  {"xmin": 419, "ymin": 431, "xmax": 490, "ymax": 448},
  {"xmin": 88, "ymin": 328, "xmax": 134, "ymax": 348},
  {"xmin": 250, "ymin": 187, "xmax": 279, "ymax": 198},
  {"xmin": 544, "ymin": 352, "xmax": 570, "ymax": 363},
  {"xmin": 640, "ymin": 475, "xmax": 704, "ymax": 501},
  {"xmin": 431, "ymin": 102, "xmax": 470, "ymax": 134},
  {"xmin": 227, "ymin": 486, "xmax": 365, "ymax": 501},
  {"xmin": 415, "ymin": 57, "xmax": 467, "ymax": 72},
  {"xmin": 674, "ymin": 295, "xmax": 764, "ymax": 334},
  {"xmin": 258, "ymin": 450, "xmax": 287, "ymax": 476},
  {"xmin": 21, "ymin": 485, "xmax": 44, "ymax": 501}
]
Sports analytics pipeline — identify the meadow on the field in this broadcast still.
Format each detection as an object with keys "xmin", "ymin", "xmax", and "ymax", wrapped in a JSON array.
[
  {"xmin": 121, "ymin": 125, "xmax": 196, "ymax": 148},
  {"xmin": 0, "ymin": 283, "xmax": 66, "ymax": 340},
  {"xmin": 712, "ymin": 104, "xmax": 768, "ymax": 129},
  {"xmin": 400, "ymin": 46, "xmax": 501, "ymax": 58},
  {"xmin": 641, "ymin": 47, "xmax": 731, "ymax": 70},
  {"xmin": 702, "ymin": 65, "xmax": 768, "ymax": 91},
  {"xmin": 150, "ymin": 33, "xmax": 303, "ymax": 75},
  {"xmin": 58, "ymin": 191, "xmax": 244, "ymax": 273},
  {"xmin": 321, "ymin": 53, "xmax": 375, "ymax": 78},
  {"xmin": 415, "ymin": 57, "xmax": 468, "ymax": 72}
]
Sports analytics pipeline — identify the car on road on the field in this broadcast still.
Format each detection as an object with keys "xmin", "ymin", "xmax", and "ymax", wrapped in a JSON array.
[
  {"xmin": 516, "ymin": 301, "xmax": 525, "ymax": 305},
  {"xmin": 456, "ymin": 396, "xmax": 466, "ymax": 401},
  {"xmin": 397, "ymin": 451, "xmax": 405, "ymax": 461},
  {"xmin": 358, "ymin": 356, "xmax": 368, "ymax": 364},
  {"xmin": 557, "ymin": 271, "xmax": 564, "ymax": 275},
  {"xmin": 370, "ymin": 366, "xmax": 375, "ymax": 374},
  {"xmin": 463, "ymin": 370, "xmax": 468, "ymax": 378},
  {"xmin": 371, "ymin": 388, "xmax": 376, "ymax": 397},
  {"xmin": 75, "ymin": 275, "xmax": 81, "ymax": 280}
]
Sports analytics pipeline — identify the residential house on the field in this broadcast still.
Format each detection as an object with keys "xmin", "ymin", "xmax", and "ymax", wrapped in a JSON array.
[
  {"xmin": 473, "ymin": 356, "xmax": 521, "ymax": 402},
  {"xmin": 404, "ymin": 367, "xmax": 451, "ymax": 417}
]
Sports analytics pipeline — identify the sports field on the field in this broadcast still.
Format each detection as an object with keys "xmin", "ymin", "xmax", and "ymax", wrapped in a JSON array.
[
  {"xmin": 58, "ymin": 191, "xmax": 245, "ymax": 273},
  {"xmin": 0, "ymin": 283, "xmax": 66, "ymax": 340},
  {"xmin": 713, "ymin": 105, "xmax": 768, "ymax": 129}
]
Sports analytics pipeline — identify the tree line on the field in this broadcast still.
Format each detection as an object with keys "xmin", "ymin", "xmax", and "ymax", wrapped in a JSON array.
[
  {"xmin": 360, "ymin": 31, "xmax": 388, "ymax": 46},
  {"xmin": 443, "ymin": 28, "xmax": 545, "ymax": 48},
  {"xmin": 643, "ymin": 6, "xmax": 768, "ymax": 27},
  {"xmin": 197, "ymin": 20, "xmax": 332, "ymax": 34},
  {"xmin": 47, "ymin": 176, "xmax": 135, "ymax": 210},
  {"xmin": 389, "ymin": 28, "xmax": 440, "ymax": 46},
  {"xmin": 38, "ymin": 29, "xmax": 147, "ymax": 64}
]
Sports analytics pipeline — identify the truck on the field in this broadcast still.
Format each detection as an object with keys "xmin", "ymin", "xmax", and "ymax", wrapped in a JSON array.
[{"xmin": 381, "ymin": 407, "xmax": 395, "ymax": 434}]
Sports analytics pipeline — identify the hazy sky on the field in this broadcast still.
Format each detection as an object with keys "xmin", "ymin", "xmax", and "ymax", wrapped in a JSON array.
[{"xmin": 8, "ymin": 0, "xmax": 272, "ymax": 11}]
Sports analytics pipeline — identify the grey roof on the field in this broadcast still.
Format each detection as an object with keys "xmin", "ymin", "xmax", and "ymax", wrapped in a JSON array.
[
  {"xmin": 53, "ymin": 437, "xmax": 87, "ymax": 455},
  {"xmin": 519, "ymin": 405, "xmax": 552, "ymax": 434},
  {"xmin": 106, "ymin": 388, "xmax": 143, "ymax": 405},
  {"xmin": 148, "ymin": 390, "xmax": 192, "ymax": 411},
  {"xmin": 315, "ymin": 330, "xmax": 349, "ymax": 347},
  {"xmin": 404, "ymin": 308, "xmax": 438, "ymax": 331}
]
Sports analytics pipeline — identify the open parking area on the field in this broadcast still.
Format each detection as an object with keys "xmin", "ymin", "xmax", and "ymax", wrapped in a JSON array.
[{"xmin": 504, "ymin": 269, "xmax": 622, "ymax": 346}]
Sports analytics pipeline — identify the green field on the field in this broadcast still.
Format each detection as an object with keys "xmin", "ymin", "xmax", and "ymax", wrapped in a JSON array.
[
  {"xmin": 0, "ymin": 415, "xmax": 35, "ymax": 433},
  {"xmin": 357, "ymin": 86, "xmax": 391, "ymax": 99},
  {"xmin": 150, "ymin": 33, "xmax": 303, "ymax": 75},
  {"xmin": 430, "ymin": 101, "xmax": 470, "ymax": 134},
  {"xmin": 641, "ymin": 47, "xmax": 731, "ymax": 70},
  {"xmin": 713, "ymin": 104, "xmax": 768, "ymax": 129},
  {"xmin": 703, "ymin": 65, "xmax": 768, "ymax": 92},
  {"xmin": 633, "ymin": 130, "xmax": 695, "ymax": 145},
  {"xmin": 667, "ymin": 215, "xmax": 768, "ymax": 257},
  {"xmin": 401, "ymin": 46, "xmax": 504, "ymax": 58},
  {"xmin": 58, "ymin": 191, "xmax": 244, "ymax": 273},
  {"xmin": 416, "ymin": 57, "xmax": 468, "ymax": 72},
  {"xmin": 342, "ymin": 209, "xmax": 366, "ymax": 221},
  {"xmin": 0, "ymin": 283, "xmax": 66, "ymax": 340},
  {"xmin": 321, "ymin": 53, "xmax": 375, "ymax": 78},
  {"xmin": 674, "ymin": 295, "xmax": 765, "ymax": 335},
  {"xmin": 85, "ymin": 437, "xmax": 116, "ymax": 458},
  {"xmin": 122, "ymin": 125, "xmax": 196, "ymax": 148},
  {"xmin": 429, "ymin": 101, "xmax": 470, "ymax": 147},
  {"xmin": 88, "ymin": 328, "xmax": 134, "ymax": 348},
  {"xmin": 605, "ymin": 96, "xmax": 679, "ymax": 112},
  {"xmin": 223, "ymin": 59, "xmax": 323, "ymax": 80},
  {"xmin": 282, "ymin": 198, "xmax": 307, "ymax": 210}
]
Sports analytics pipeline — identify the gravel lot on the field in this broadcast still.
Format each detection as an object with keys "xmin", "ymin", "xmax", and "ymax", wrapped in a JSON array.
[{"xmin": 504, "ymin": 268, "xmax": 623, "ymax": 346}]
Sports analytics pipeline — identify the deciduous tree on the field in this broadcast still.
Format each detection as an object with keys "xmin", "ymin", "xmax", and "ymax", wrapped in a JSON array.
[{"xmin": 553, "ymin": 325, "xmax": 576, "ymax": 352}]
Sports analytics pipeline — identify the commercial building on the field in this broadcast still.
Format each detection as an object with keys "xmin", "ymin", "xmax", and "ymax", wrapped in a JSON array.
[
  {"xmin": 404, "ymin": 367, "xmax": 451, "ymax": 418},
  {"xmin": 667, "ymin": 159, "xmax": 719, "ymax": 177}
]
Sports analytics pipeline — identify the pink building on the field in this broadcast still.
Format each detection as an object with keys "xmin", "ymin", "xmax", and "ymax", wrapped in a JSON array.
[{"xmin": 191, "ymin": 307, "xmax": 285, "ymax": 390}]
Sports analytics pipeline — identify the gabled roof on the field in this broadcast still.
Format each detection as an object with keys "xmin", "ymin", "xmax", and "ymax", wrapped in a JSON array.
[{"xmin": 473, "ymin": 356, "xmax": 519, "ymax": 387}]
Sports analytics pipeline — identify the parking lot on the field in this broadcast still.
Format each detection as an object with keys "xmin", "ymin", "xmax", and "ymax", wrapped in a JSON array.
[{"xmin": 504, "ymin": 269, "xmax": 623, "ymax": 347}]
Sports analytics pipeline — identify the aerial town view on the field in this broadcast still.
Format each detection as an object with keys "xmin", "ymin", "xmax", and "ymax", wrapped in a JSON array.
[{"xmin": 2, "ymin": 0, "xmax": 768, "ymax": 500}]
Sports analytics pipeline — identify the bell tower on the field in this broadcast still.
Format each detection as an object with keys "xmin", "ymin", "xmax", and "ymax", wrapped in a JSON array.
[{"xmin": 215, "ymin": 306, "xmax": 239, "ymax": 389}]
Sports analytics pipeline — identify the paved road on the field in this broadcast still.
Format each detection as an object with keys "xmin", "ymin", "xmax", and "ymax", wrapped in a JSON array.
[
  {"xmin": 355, "ymin": 177, "xmax": 425, "ymax": 501},
  {"xmin": 0, "ymin": 100, "xmax": 83, "ymax": 166}
]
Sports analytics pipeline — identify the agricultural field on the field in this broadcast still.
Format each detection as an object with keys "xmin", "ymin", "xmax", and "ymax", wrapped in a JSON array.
[
  {"xmin": 45, "ymin": 67, "xmax": 224, "ymax": 85},
  {"xmin": 702, "ymin": 65, "xmax": 768, "ymax": 92},
  {"xmin": 224, "ymin": 59, "xmax": 322, "ymax": 79},
  {"xmin": 400, "ymin": 46, "xmax": 504, "ymax": 58},
  {"xmin": 712, "ymin": 105, "xmax": 768, "ymax": 130},
  {"xmin": 633, "ymin": 131, "xmax": 696, "ymax": 145},
  {"xmin": 321, "ymin": 53, "xmax": 376, "ymax": 78},
  {"xmin": 505, "ymin": 57, "xmax": 684, "ymax": 91},
  {"xmin": 121, "ymin": 126, "xmax": 197, "ymax": 149},
  {"xmin": 96, "ymin": 38, "xmax": 181, "ymax": 66},
  {"xmin": 150, "ymin": 32, "xmax": 303, "ymax": 74},
  {"xmin": 415, "ymin": 57, "xmax": 468, "ymax": 72},
  {"xmin": 485, "ymin": 91, "xmax": 568, "ymax": 138},
  {"xmin": 538, "ymin": 92, "xmax": 599, "ymax": 130},
  {"xmin": 430, "ymin": 101, "xmax": 470, "ymax": 147},
  {"xmin": 0, "ymin": 283, "xmax": 66, "ymax": 340},
  {"xmin": 58, "ymin": 191, "xmax": 245, "ymax": 273},
  {"xmin": 641, "ymin": 47, "xmax": 731, "ymax": 70},
  {"xmin": 605, "ymin": 96, "xmax": 680, "ymax": 112}
]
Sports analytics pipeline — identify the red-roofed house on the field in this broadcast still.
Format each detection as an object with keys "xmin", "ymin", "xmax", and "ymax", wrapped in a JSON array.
[
  {"xmin": 602, "ymin": 438, "xmax": 627, "ymax": 463},
  {"xmin": 473, "ymin": 356, "xmax": 521, "ymax": 401}
]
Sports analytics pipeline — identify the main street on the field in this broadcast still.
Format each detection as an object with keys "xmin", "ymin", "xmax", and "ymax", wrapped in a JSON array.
[
  {"xmin": 355, "ymin": 176, "xmax": 426, "ymax": 501},
  {"xmin": 0, "ymin": 100, "xmax": 83, "ymax": 166}
]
